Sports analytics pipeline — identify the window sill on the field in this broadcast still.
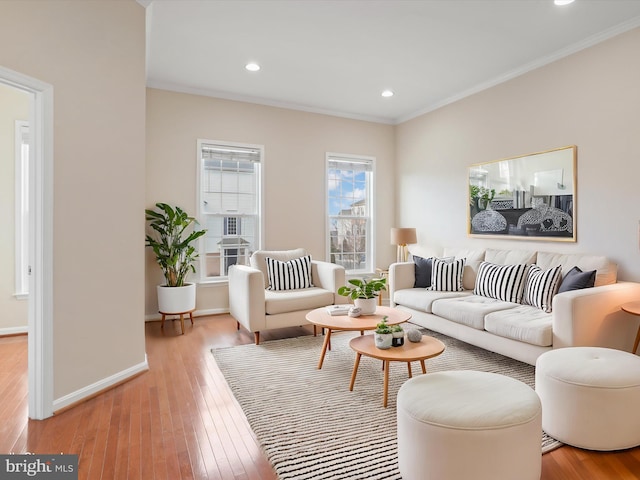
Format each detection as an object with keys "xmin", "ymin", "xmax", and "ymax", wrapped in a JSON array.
[{"xmin": 13, "ymin": 293, "xmax": 28, "ymax": 301}]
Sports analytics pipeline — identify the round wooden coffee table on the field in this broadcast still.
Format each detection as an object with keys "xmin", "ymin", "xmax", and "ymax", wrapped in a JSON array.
[
  {"xmin": 306, "ymin": 306, "xmax": 411, "ymax": 369},
  {"xmin": 349, "ymin": 334, "xmax": 445, "ymax": 407}
]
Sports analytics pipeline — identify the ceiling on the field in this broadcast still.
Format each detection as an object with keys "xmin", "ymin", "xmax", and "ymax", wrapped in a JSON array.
[{"xmin": 143, "ymin": 0, "xmax": 640, "ymax": 125}]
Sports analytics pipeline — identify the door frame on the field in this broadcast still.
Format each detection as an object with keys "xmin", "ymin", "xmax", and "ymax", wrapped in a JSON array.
[{"xmin": 1, "ymin": 65, "xmax": 54, "ymax": 420}]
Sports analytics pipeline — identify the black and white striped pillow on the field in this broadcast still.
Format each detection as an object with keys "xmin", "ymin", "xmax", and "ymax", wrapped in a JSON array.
[
  {"xmin": 266, "ymin": 255, "xmax": 313, "ymax": 291},
  {"xmin": 473, "ymin": 262, "xmax": 528, "ymax": 303},
  {"xmin": 522, "ymin": 264, "xmax": 562, "ymax": 313},
  {"xmin": 428, "ymin": 257, "xmax": 465, "ymax": 292}
]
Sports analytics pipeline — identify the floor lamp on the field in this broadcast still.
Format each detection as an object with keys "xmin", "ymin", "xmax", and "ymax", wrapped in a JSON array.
[{"xmin": 391, "ymin": 227, "xmax": 417, "ymax": 263}]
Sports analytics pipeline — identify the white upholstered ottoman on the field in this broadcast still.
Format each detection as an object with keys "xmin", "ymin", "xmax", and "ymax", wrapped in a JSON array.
[
  {"xmin": 397, "ymin": 370, "xmax": 542, "ymax": 480},
  {"xmin": 535, "ymin": 347, "xmax": 640, "ymax": 451}
]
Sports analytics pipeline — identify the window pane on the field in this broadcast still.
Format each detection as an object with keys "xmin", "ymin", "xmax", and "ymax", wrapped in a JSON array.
[
  {"xmin": 199, "ymin": 141, "xmax": 262, "ymax": 280},
  {"xmin": 327, "ymin": 154, "xmax": 373, "ymax": 274}
]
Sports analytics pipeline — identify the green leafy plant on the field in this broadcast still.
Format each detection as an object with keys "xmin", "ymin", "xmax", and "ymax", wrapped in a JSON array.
[
  {"xmin": 391, "ymin": 324, "xmax": 404, "ymax": 333},
  {"xmin": 145, "ymin": 203, "xmax": 207, "ymax": 287},
  {"xmin": 337, "ymin": 277, "xmax": 387, "ymax": 300},
  {"xmin": 375, "ymin": 316, "xmax": 392, "ymax": 334}
]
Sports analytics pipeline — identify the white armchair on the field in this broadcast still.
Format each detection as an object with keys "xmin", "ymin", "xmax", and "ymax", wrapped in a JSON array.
[{"xmin": 228, "ymin": 248, "xmax": 348, "ymax": 344}]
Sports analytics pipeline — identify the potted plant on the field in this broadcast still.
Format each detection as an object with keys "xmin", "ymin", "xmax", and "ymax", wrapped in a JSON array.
[
  {"xmin": 374, "ymin": 316, "xmax": 393, "ymax": 349},
  {"xmin": 337, "ymin": 277, "xmax": 386, "ymax": 315},
  {"xmin": 391, "ymin": 324, "xmax": 405, "ymax": 347},
  {"xmin": 145, "ymin": 203, "xmax": 206, "ymax": 314}
]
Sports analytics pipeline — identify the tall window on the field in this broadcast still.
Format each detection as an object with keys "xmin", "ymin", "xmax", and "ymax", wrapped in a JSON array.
[
  {"xmin": 198, "ymin": 140, "xmax": 262, "ymax": 281},
  {"xmin": 15, "ymin": 121, "xmax": 29, "ymax": 297},
  {"xmin": 327, "ymin": 153, "xmax": 374, "ymax": 274}
]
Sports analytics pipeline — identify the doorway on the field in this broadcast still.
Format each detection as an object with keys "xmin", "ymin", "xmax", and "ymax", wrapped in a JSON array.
[{"xmin": 0, "ymin": 65, "xmax": 54, "ymax": 420}]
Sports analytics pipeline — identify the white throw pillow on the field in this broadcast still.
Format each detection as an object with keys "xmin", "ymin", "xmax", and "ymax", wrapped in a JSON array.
[
  {"xmin": 522, "ymin": 264, "xmax": 562, "ymax": 313},
  {"xmin": 473, "ymin": 262, "xmax": 528, "ymax": 303},
  {"xmin": 428, "ymin": 258, "xmax": 465, "ymax": 292},
  {"xmin": 266, "ymin": 255, "xmax": 313, "ymax": 291}
]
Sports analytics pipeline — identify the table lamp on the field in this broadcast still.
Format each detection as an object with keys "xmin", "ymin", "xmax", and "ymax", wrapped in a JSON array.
[{"xmin": 390, "ymin": 227, "xmax": 417, "ymax": 263}]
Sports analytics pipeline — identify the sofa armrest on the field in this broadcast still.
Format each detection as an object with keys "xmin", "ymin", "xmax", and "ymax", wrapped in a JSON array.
[
  {"xmin": 552, "ymin": 281, "xmax": 640, "ymax": 351},
  {"xmin": 388, "ymin": 261, "xmax": 415, "ymax": 307},
  {"xmin": 228, "ymin": 264, "xmax": 266, "ymax": 333},
  {"xmin": 311, "ymin": 260, "xmax": 349, "ymax": 305}
]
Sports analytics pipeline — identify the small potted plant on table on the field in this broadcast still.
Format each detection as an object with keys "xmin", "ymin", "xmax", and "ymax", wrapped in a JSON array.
[
  {"xmin": 337, "ymin": 277, "xmax": 386, "ymax": 315},
  {"xmin": 374, "ymin": 316, "xmax": 393, "ymax": 350},
  {"xmin": 391, "ymin": 324, "xmax": 405, "ymax": 347}
]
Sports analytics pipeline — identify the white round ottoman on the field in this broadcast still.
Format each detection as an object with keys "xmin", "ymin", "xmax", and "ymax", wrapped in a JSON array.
[
  {"xmin": 397, "ymin": 370, "xmax": 542, "ymax": 480},
  {"xmin": 535, "ymin": 347, "xmax": 640, "ymax": 451}
]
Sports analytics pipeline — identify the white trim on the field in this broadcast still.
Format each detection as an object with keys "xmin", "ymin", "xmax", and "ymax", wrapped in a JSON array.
[
  {"xmin": 53, "ymin": 357, "xmax": 149, "ymax": 412},
  {"xmin": 398, "ymin": 15, "xmax": 640, "ymax": 124},
  {"xmin": 0, "ymin": 326, "xmax": 28, "ymax": 336},
  {"xmin": 144, "ymin": 307, "xmax": 228, "ymax": 322},
  {"xmin": 13, "ymin": 293, "xmax": 28, "ymax": 301},
  {"xmin": 0, "ymin": 65, "xmax": 55, "ymax": 420},
  {"xmin": 148, "ymin": 81, "xmax": 395, "ymax": 125},
  {"xmin": 14, "ymin": 120, "xmax": 29, "ymax": 297}
]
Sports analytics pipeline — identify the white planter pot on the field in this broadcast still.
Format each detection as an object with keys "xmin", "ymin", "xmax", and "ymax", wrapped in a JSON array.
[
  {"xmin": 354, "ymin": 297, "xmax": 377, "ymax": 315},
  {"xmin": 375, "ymin": 332, "xmax": 393, "ymax": 350},
  {"xmin": 157, "ymin": 283, "xmax": 196, "ymax": 313}
]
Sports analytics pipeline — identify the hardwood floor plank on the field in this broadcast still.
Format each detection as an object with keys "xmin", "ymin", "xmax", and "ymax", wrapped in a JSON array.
[{"xmin": 1, "ymin": 316, "xmax": 639, "ymax": 479}]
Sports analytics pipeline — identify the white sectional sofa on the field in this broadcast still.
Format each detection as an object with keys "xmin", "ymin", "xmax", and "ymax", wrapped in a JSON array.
[{"xmin": 389, "ymin": 248, "xmax": 640, "ymax": 365}]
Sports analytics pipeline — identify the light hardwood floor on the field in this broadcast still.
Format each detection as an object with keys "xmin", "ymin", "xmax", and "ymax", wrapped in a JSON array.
[{"xmin": 0, "ymin": 315, "xmax": 639, "ymax": 479}]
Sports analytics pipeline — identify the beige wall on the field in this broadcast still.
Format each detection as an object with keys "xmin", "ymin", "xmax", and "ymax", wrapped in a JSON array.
[
  {"xmin": 146, "ymin": 89, "xmax": 396, "ymax": 315},
  {"xmin": 396, "ymin": 28, "xmax": 640, "ymax": 281},
  {"xmin": 0, "ymin": 1, "xmax": 146, "ymax": 400},
  {"xmin": 0, "ymin": 83, "xmax": 29, "ymax": 330}
]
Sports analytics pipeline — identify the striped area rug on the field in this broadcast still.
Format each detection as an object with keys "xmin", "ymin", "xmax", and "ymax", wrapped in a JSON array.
[{"xmin": 211, "ymin": 328, "xmax": 561, "ymax": 480}]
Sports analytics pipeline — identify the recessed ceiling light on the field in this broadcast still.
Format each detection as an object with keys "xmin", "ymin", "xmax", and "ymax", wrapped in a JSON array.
[
  {"xmin": 245, "ymin": 63, "xmax": 261, "ymax": 72},
  {"xmin": 554, "ymin": 0, "xmax": 575, "ymax": 5},
  {"xmin": 381, "ymin": 90, "xmax": 394, "ymax": 98}
]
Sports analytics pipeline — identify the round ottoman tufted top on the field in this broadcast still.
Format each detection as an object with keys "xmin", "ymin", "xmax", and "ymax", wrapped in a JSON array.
[
  {"xmin": 537, "ymin": 347, "xmax": 640, "ymax": 388},
  {"xmin": 397, "ymin": 370, "xmax": 541, "ymax": 429}
]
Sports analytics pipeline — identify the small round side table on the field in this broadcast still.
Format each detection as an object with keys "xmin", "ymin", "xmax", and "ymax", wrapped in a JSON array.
[{"xmin": 621, "ymin": 301, "xmax": 640, "ymax": 354}]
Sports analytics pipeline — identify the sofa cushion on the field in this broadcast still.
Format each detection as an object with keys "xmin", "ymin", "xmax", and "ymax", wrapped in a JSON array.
[
  {"xmin": 251, "ymin": 248, "xmax": 308, "ymax": 288},
  {"xmin": 558, "ymin": 266, "xmax": 596, "ymax": 293},
  {"xmin": 536, "ymin": 251, "xmax": 617, "ymax": 286},
  {"xmin": 432, "ymin": 295, "xmax": 518, "ymax": 330},
  {"xmin": 413, "ymin": 256, "xmax": 454, "ymax": 288},
  {"xmin": 485, "ymin": 248, "xmax": 536, "ymax": 266},
  {"xmin": 394, "ymin": 288, "xmax": 471, "ymax": 314},
  {"xmin": 443, "ymin": 248, "xmax": 486, "ymax": 290},
  {"xmin": 484, "ymin": 305, "xmax": 553, "ymax": 347},
  {"xmin": 521, "ymin": 264, "xmax": 562, "ymax": 313},
  {"xmin": 429, "ymin": 258, "xmax": 465, "ymax": 292},
  {"xmin": 473, "ymin": 262, "xmax": 528, "ymax": 303},
  {"xmin": 264, "ymin": 287, "xmax": 334, "ymax": 315}
]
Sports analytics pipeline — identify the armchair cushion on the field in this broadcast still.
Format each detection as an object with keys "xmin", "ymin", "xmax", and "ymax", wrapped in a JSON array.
[
  {"xmin": 265, "ymin": 287, "xmax": 335, "ymax": 315},
  {"xmin": 266, "ymin": 255, "xmax": 313, "ymax": 290}
]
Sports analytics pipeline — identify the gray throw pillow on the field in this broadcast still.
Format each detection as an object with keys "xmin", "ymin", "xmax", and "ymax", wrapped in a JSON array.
[
  {"xmin": 413, "ymin": 255, "xmax": 433, "ymax": 288},
  {"xmin": 413, "ymin": 256, "xmax": 454, "ymax": 288},
  {"xmin": 558, "ymin": 266, "xmax": 596, "ymax": 293}
]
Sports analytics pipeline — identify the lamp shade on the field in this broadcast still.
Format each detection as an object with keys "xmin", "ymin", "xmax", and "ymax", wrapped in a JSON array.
[{"xmin": 390, "ymin": 227, "xmax": 417, "ymax": 246}]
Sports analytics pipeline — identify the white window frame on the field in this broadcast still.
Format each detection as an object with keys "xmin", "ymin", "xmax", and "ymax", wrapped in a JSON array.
[
  {"xmin": 196, "ymin": 139, "xmax": 264, "ymax": 283},
  {"xmin": 325, "ymin": 152, "xmax": 376, "ymax": 275},
  {"xmin": 15, "ymin": 120, "xmax": 29, "ymax": 299}
]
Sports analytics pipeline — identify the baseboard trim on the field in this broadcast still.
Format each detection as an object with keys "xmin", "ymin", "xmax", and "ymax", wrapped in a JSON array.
[
  {"xmin": 144, "ymin": 308, "xmax": 229, "ymax": 322},
  {"xmin": 53, "ymin": 355, "xmax": 149, "ymax": 414},
  {"xmin": 0, "ymin": 326, "xmax": 28, "ymax": 337}
]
